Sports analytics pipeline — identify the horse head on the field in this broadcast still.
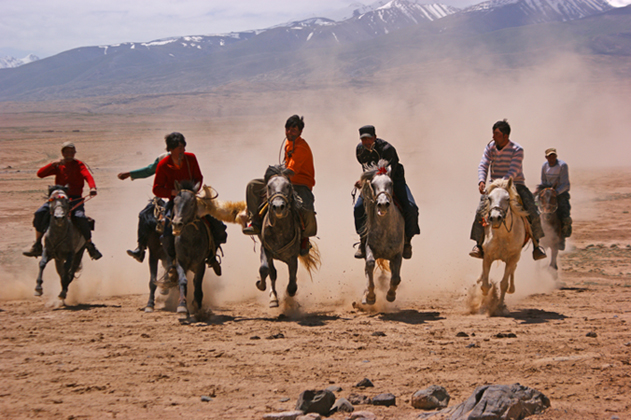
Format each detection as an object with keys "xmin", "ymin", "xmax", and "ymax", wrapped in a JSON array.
[
  {"xmin": 486, "ymin": 178, "xmax": 513, "ymax": 229},
  {"xmin": 48, "ymin": 186, "xmax": 70, "ymax": 225},
  {"xmin": 361, "ymin": 160, "xmax": 393, "ymax": 217},
  {"xmin": 535, "ymin": 183, "xmax": 558, "ymax": 214},
  {"xmin": 172, "ymin": 180, "xmax": 200, "ymax": 236},
  {"xmin": 265, "ymin": 165, "xmax": 295, "ymax": 220}
]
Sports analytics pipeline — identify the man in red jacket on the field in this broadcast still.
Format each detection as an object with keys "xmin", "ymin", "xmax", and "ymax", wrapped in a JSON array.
[
  {"xmin": 23, "ymin": 142, "xmax": 102, "ymax": 260},
  {"xmin": 152, "ymin": 132, "xmax": 225, "ymax": 275}
]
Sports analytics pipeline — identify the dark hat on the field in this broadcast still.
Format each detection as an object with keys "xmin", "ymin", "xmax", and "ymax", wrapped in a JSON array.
[{"xmin": 359, "ymin": 125, "xmax": 376, "ymax": 139}]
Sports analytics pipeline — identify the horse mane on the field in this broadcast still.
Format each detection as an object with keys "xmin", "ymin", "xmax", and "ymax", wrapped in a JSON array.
[
  {"xmin": 359, "ymin": 159, "xmax": 392, "ymax": 238},
  {"xmin": 360, "ymin": 159, "xmax": 391, "ymax": 183},
  {"xmin": 484, "ymin": 178, "xmax": 529, "ymax": 219},
  {"xmin": 535, "ymin": 182, "xmax": 554, "ymax": 195},
  {"xmin": 177, "ymin": 180, "xmax": 197, "ymax": 192},
  {"xmin": 264, "ymin": 165, "xmax": 287, "ymax": 183}
]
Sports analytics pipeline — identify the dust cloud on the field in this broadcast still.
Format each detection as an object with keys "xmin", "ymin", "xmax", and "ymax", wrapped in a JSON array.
[{"xmin": 2, "ymin": 49, "xmax": 629, "ymax": 315}]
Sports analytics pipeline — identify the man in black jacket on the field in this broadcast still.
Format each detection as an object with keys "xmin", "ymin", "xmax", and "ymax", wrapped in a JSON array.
[{"xmin": 353, "ymin": 125, "xmax": 420, "ymax": 259}]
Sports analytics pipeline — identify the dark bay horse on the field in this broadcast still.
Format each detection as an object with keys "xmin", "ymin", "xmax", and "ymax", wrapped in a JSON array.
[
  {"xmin": 34, "ymin": 186, "xmax": 86, "ymax": 304},
  {"xmin": 142, "ymin": 198, "xmax": 170, "ymax": 312},
  {"xmin": 171, "ymin": 180, "xmax": 215, "ymax": 318},
  {"xmin": 359, "ymin": 160, "xmax": 404, "ymax": 305},
  {"xmin": 536, "ymin": 184, "xmax": 562, "ymax": 271},
  {"xmin": 255, "ymin": 165, "xmax": 320, "ymax": 308}
]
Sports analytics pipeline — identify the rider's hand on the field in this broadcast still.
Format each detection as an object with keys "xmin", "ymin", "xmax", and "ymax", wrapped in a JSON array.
[
  {"xmin": 478, "ymin": 182, "xmax": 486, "ymax": 194},
  {"xmin": 117, "ymin": 172, "xmax": 131, "ymax": 180},
  {"xmin": 90, "ymin": 188, "xmax": 97, "ymax": 197},
  {"xmin": 354, "ymin": 180, "xmax": 362, "ymax": 189}
]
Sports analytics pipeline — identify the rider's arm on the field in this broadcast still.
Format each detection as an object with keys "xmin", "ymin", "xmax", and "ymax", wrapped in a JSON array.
[
  {"xmin": 557, "ymin": 162, "xmax": 570, "ymax": 194},
  {"xmin": 504, "ymin": 146, "xmax": 524, "ymax": 182},
  {"xmin": 478, "ymin": 143, "xmax": 493, "ymax": 186},
  {"xmin": 152, "ymin": 161, "xmax": 172, "ymax": 198},
  {"xmin": 36, "ymin": 162, "xmax": 59, "ymax": 178},
  {"xmin": 130, "ymin": 153, "xmax": 168, "ymax": 180},
  {"xmin": 78, "ymin": 161, "xmax": 97, "ymax": 190}
]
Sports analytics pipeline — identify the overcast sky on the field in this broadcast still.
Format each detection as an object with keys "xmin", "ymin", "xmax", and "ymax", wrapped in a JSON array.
[{"xmin": 1, "ymin": 0, "xmax": 630, "ymax": 59}]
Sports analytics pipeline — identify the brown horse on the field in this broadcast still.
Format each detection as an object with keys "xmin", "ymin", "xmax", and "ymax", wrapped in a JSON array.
[{"xmin": 536, "ymin": 184, "xmax": 563, "ymax": 271}]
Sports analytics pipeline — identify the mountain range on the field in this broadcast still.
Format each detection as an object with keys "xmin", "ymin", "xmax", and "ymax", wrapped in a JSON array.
[{"xmin": 0, "ymin": 0, "xmax": 628, "ymax": 102}]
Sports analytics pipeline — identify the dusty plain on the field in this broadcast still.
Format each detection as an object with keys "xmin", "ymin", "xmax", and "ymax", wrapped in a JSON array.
[{"xmin": 1, "ymin": 89, "xmax": 630, "ymax": 420}]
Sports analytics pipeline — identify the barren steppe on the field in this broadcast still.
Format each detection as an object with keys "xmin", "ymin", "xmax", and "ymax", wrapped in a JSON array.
[{"xmin": 1, "ymin": 88, "xmax": 630, "ymax": 420}]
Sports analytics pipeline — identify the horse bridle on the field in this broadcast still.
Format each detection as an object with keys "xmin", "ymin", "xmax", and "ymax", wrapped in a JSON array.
[
  {"xmin": 170, "ymin": 189, "xmax": 199, "ymax": 234},
  {"xmin": 489, "ymin": 203, "xmax": 515, "ymax": 232},
  {"xmin": 537, "ymin": 188, "xmax": 558, "ymax": 214}
]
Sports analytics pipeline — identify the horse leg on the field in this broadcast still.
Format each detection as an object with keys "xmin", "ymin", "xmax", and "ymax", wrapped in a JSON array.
[
  {"xmin": 362, "ymin": 245, "xmax": 376, "ymax": 305},
  {"xmin": 386, "ymin": 255, "xmax": 403, "ymax": 303},
  {"xmin": 176, "ymin": 263, "xmax": 189, "ymax": 315},
  {"xmin": 192, "ymin": 263, "xmax": 206, "ymax": 316},
  {"xmin": 286, "ymin": 257, "xmax": 298, "ymax": 298},
  {"xmin": 500, "ymin": 260, "xmax": 518, "ymax": 310},
  {"xmin": 257, "ymin": 247, "xmax": 269, "ymax": 292},
  {"xmin": 35, "ymin": 248, "xmax": 50, "ymax": 296},
  {"xmin": 508, "ymin": 272, "xmax": 516, "ymax": 294},
  {"xmin": 268, "ymin": 258, "xmax": 279, "ymax": 308},
  {"xmin": 550, "ymin": 246, "xmax": 559, "ymax": 271},
  {"xmin": 145, "ymin": 252, "xmax": 159, "ymax": 312},
  {"xmin": 478, "ymin": 256, "xmax": 493, "ymax": 296},
  {"xmin": 56, "ymin": 252, "xmax": 75, "ymax": 300}
]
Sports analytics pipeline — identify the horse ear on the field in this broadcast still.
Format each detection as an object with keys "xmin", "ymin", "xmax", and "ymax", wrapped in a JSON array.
[
  {"xmin": 283, "ymin": 168, "xmax": 295, "ymax": 178},
  {"xmin": 194, "ymin": 182, "xmax": 201, "ymax": 192},
  {"xmin": 174, "ymin": 180, "xmax": 181, "ymax": 191},
  {"xmin": 507, "ymin": 177, "xmax": 513, "ymax": 189}
]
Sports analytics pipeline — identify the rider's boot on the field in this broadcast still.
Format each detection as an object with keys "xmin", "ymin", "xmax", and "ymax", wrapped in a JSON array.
[
  {"xmin": 86, "ymin": 241, "xmax": 103, "ymax": 260},
  {"xmin": 127, "ymin": 245, "xmax": 146, "ymax": 263},
  {"xmin": 207, "ymin": 254, "xmax": 222, "ymax": 276},
  {"xmin": 23, "ymin": 240, "xmax": 43, "ymax": 258},
  {"xmin": 532, "ymin": 239, "xmax": 547, "ymax": 261},
  {"xmin": 242, "ymin": 221, "xmax": 261, "ymax": 236},
  {"xmin": 402, "ymin": 237, "xmax": 412, "ymax": 259},
  {"xmin": 300, "ymin": 238, "xmax": 311, "ymax": 256},
  {"xmin": 354, "ymin": 237, "xmax": 366, "ymax": 259},
  {"xmin": 469, "ymin": 243, "xmax": 484, "ymax": 259},
  {"xmin": 562, "ymin": 217, "xmax": 572, "ymax": 238}
]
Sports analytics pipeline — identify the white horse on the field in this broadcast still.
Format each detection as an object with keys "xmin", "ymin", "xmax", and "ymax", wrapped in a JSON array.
[
  {"xmin": 478, "ymin": 178, "xmax": 532, "ymax": 311},
  {"xmin": 359, "ymin": 160, "xmax": 405, "ymax": 305}
]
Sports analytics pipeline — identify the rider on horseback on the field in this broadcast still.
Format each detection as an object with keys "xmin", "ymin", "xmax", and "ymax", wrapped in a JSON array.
[
  {"xmin": 353, "ymin": 125, "xmax": 420, "ymax": 259},
  {"xmin": 243, "ymin": 115, "xmax": 317, "ymax": 256},
  {"xmin": 541, "ymin": 147, "xmax": 572, "ymax": 249},
  {"xmin": 118, "ymin": 151, "xmax": 169, "ymax": 263},
  {"xmin": 469, "ymin": 120, "xmax": 547, "ymax": 261},
  {"xmin": 23, "ymin": 141, "xmax": 102, "ymax": 260},
  {"xmin": 152, "ymin": 132, "xmax": 226, "ymax": 276}
]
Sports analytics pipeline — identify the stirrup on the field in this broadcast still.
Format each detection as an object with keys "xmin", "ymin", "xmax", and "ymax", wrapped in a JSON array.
[
  {"xmin": 533, "ymin": 246, "xmax": 547, "ymax": 261},
  {"xmin": 469, "ymin": 245, "xmax": 483, "ymax": 259}
]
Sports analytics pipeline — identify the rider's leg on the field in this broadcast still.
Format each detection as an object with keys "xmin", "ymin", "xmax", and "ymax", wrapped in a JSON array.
[
  {"xmin": 23, "ymin": 203, "xmax": 50, "ymax": 257},
  {"xmin": 243, "ymin": 179, "xmax": 265, "ymax": 235},
  {"xmin": 557, "ymin": 192, "xmax": 572, "ymax": 238},
  {"xmin": 294, "ymin": 185, "xmax": 316, "ymax": 256},
  {"xmin": 127, "ymin": 201, "xmax": 155, "ymax": 262},
  {"xmin": 393, "ymin": 181, "xmax": 420, "ymax": 259},
  {"xmin": 515, "ymin": 184, "xmax": 546, "ymax": 260},
  {"xmin": 354, "ymin": 195, "xmax": 367, "ymax": 259},
  {"xmin": 469, "ymin": 195, "xmax": 486, "ymax": 258},
  {"xmin": 73, "ymin": 204, "xmax": 102, "ymax": 260},
  {"xmin": 204, "ymin": 215, "xmax": 227, "ymax": 276}
]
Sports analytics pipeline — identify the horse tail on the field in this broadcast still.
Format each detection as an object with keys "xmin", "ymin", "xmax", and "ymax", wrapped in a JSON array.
[
  {"xmin": 298, "ymin": 241, "xmax": 321, "ymax": 279},
  {"xmin": 376, "ymin": 258, "xmax": 390, "ymax": 272}
]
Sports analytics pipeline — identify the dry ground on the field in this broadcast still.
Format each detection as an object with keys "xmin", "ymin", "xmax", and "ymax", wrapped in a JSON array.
[{"xmin": 1, "ymin": 109, "xmax": 630, "ymax": 420}]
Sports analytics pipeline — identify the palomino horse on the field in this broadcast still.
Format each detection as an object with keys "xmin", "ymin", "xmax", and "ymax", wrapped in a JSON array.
[
  {"xmin": 170, "ymin": 180, "xmax": 215, "ymax": 318},
  {"xmin": 34, "ymin": 186, "xmax": 87, "ymax": 303},
  {"xmin": 478, "ymin": 178, "xmax": 532, "ymax": 311},
  {"xmin": 536, "ymin": 184, "xmax": 562, "ymax": 271},
  {"xmin": 359, "ymin": 160, "xmax": 405, "ymax": 305},
  {"xmin": 255, "ymin": 165, "xmax": 320, "ymax": 308}
]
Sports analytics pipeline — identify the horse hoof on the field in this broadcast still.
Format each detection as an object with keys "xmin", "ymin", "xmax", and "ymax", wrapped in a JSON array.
[
  {"xmin": 34, "ymin": 288, "xmax": 43, "ymax": 297},
  {"xmin": 145, "ymin": 306, "xmax": 154, "ymax": 313},
  {"xmin": 362, "ymin": 292, "xmax": 376, "ymax": 305},
  {"xmin": 386, "ymin": 290, "xmax": 396, "ymax": 302},
  {"xmin": 508, "ymin": 285, "xmax": 515, "ymax": 294},
  {"xmin": 58, "ymin": 291, "xmax": 67, "ymax": 300},
  {"xmin": 177, "ymin": 305, "xmax": 188, "ymax": 314},
  {"xmin": 287, "ymin": 283, "xmax": 297, "ymax": 297},
  {"xmin": 480, "ymin": 285, "xmax": 490, "ymax": 296},
  {"xmin": 269, "ymin": 299, "xmax": 279, "ymax": 308},
  {"xmin": 256, "ymin": 280, "xmax": 266, "ymax": 291}
]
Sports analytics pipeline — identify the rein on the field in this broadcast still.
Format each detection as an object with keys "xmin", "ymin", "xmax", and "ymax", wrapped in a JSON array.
[
  {"xmin": 69, "ymin": 194, "xmax": 95, "ymax": 213},
  {"xmin": 489, "ymin": 204, "xmax": 515, "ymax": 232},
  {"xmin": 261, "ymin": 182, "xmax": 300, "ymax": 256}
]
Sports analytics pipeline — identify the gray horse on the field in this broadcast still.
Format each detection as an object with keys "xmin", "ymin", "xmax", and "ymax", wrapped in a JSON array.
[
  {"xmin": 255, "ymin": 165, "xmax": 319, "ymax": 308},
  {"xmin": 359, "ymin": 160, "xmax": 405, "ymax": 305},
  {"xmin": 536, "ymin": 184, "xmax": 562, "ymax": 272},
  {"xmin": 171, "ymin": 180, "xmax": 215, "ymax": 318},
  {"xmin": 34, "ymin": 186, "xmax": 87, "ymax": 304}
]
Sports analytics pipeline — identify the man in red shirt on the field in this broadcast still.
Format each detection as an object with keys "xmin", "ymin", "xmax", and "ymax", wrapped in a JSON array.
[
  {"xmin": 23, "ymin": 142, "xmax": 102, "ymax": 260},
  {"xmin": 244, "ymin": 115, "xmax": 317, "ymax": 255},
  {"xmin": 153, "ymin": 132, "xmax": 225, "ymax": 275}
]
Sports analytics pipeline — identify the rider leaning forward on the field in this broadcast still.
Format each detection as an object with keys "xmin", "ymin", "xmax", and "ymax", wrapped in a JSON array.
[
  {"xmin": 243, "ymin": 115, "xmax": 317, "ymax": 255},
  {"xmin": 23, "ymin": 141, "xmax": 102, "ymax": 260},
  {"xmin": 469, "ymin": 119, "xmax": 547, "ymax": 261},
  {"xmin": 353, "ymin": 125, "xmax": 420, "ymax": 259},
  {"xmin": 151, "ymin": 132, "xmax": 226, "ymax": 276}
]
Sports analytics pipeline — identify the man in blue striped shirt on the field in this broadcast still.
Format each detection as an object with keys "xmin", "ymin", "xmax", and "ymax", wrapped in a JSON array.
[{"xmin": 469, "ymin": 120, "xmax": 546, "ymax": 260}]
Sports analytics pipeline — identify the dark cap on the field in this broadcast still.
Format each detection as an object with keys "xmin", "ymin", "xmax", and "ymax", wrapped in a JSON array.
[{"xmin": 359, "ymin": 125, "xmax": 376, "ymax": 139}]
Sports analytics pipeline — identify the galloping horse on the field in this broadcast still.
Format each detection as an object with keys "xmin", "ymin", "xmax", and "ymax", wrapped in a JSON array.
[
  {"xmin": 477, "ymin": 178, "xmax": 532, "ymax": 311},
  {"xmin": 255, "ymin": 165, "xmax": 320, "ymax": 308},
  {"xmin": 170, "ymin": 180, "xmax": 215, "ymax": 318},
  {"xmin": 535, "ymin": 184, "xmax": 562, "ymax": 271},
  {"xmin": 143, "ymin": 198, "xmax": 169, "ymax": 312},
  {"xmin": 358, "ymin": 160, "xmax": 405, "ymax": 305},
  {"xmin": 34, "ymin": 186, "xmax": 87, "ymax": 303}
]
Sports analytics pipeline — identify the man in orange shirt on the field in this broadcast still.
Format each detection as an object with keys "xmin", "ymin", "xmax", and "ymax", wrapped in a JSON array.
[{"xmin": 243, "ymin": 115, "xmax": 317, "ymax": 255}]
